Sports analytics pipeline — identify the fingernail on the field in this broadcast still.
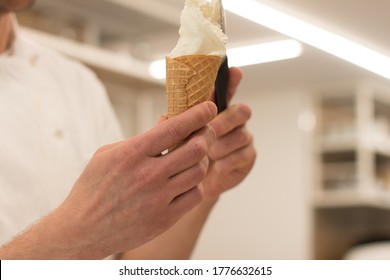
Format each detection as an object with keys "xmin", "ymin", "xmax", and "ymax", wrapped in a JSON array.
[{"xmin": 206, "ymin": 101, "xmax": 217, "ymax": 116}]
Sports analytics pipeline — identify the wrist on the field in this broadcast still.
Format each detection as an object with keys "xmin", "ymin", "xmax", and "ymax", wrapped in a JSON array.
[
  {"xmin": 0, "ymin": 206, "xmax": 109, "ymax": 260},
  {"xmin": 47, "ymin": 202, "xmax": 110, "ymax": 259},
  {"xmin": 200, "ymin": 195, "xmax": 219, "ymax": 210}
]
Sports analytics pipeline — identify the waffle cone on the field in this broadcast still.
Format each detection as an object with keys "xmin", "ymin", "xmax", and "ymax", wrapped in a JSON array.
[{"xmin": 166, "ymin": 55, "xmax": 222, "ymax": 119}]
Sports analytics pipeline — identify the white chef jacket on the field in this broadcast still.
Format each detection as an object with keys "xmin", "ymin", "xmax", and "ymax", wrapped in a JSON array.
[{"xmin": 0, "ymin": 30, "xmax": 124, "ymax": 246}]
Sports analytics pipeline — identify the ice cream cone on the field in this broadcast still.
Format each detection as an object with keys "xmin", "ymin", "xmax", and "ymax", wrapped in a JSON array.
[
  {"xmin": 166, "ymin": 55, "xmax": 222, "ymax": 119},
  {"xmin": 165, "ymin": 0, "xmax": 226, "ymax": 152}
]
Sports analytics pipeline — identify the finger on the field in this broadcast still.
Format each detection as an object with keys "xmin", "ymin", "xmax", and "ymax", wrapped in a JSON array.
[
  {"xmin": 167, "ymin": 156, "xmax": 209, "ymax": 198},
  {"xmin": 209, "ymin": 126, "xmax": 253, "ymax": 161},
  {"xmin": 161, "ymin": 125, "xmax": 215, "ymax": 177},
  {"xmin": 212, "ymin": 143, "xmax": 257, "ymax": 175},
  {"xmin": 227, "ymin": 67, "xmax": 243, "ymax": 103},
  {"xmin": 168, "ymin": 184, "xmax": 204, "ymax": 217},
  {"xmin": 209, "ymin": 103, "xmax": 251, "ymax": 138},
  {"xmin": 137, "ymin": 101, "xmax": 217, "ymax": 156}
]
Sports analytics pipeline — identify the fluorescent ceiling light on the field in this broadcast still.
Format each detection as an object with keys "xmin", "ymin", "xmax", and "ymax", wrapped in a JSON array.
[
  {"xmin": 149, "ymin": 39, "xmax": 302, "ymax": 80},
  {"xmin": 149, "ymin": 60, "xmax": 167, "ymax": 80},
  {"xmin": 224, "ymin": 0, "xmax": 390, "ymax": 80},
  {"xmin": 228, "ymin": 39, "xmax": 302, "ymax": 67}
]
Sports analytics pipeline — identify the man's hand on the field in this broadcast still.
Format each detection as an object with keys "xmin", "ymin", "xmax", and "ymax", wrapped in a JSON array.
[
  {"xmin": 204, "ymin": 67, "xmax": 256, "ymax": 200},
  {"xmin": 119, "ymin": 68, "xmax": 256, "ymax": 261},
  {"xmin": 0, "ymin": 101, "xmax": 217, "ymax": 260}
]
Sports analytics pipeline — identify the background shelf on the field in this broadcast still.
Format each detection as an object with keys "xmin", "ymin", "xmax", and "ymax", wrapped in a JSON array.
[{"xmin": 314, "ymin": 81, "xmax": 390, "ymax": 259}]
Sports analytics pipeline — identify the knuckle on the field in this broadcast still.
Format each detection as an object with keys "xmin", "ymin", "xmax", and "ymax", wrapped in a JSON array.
[
  {"xmin": 122, "ymin": 147, "xmax": 143, "ymax": 170},
  {"xmin": 239, "ymin": 129, "xmax": 253, "ymax": 145},
  {"xmin": 121, "ymin": 137, "xmax": 144, "ymax": 162},
  {"xmin": 208, "ymin": 146, "xmax": 219, "ymax": 161},
  {"xmin": 194, "ymin": 104, "xmax": 213, "ymax": 125},
  {"xmin": 213, "ymin": 160, "xmax": 226, "ymax": 175},
  {"xmin": 235, "ymin": 129, "xmax": 247, "ymax": 144},
  {"xmin": 202, "ymin": 156, "xmax": 210, "ymax": 171},
  {"xmin": 166, "ymin": 123, "xmax": 181, "ymax": 140},
  {"xmin": 191, "ymin": 186, "xmax": 204, "ymax": 204},
  {"xmin": 193, "ymin": 161, "xmax": 208, "ymax": 182},
  {"xmin": 249, "ymin": 145, "xmax": 257, "ymax": 162},
  {"xmin": 240, "ymin": 144, "xmax": 257, "ymax": 169},
  {"xmin": 236, "ymin": 103, "xmax": 252, "ymax": 121},
  {"xmin": 189, "ymin": 138, "xmax": 208, "ymax": 159},
  {"xmin": 206, "ymin": 124, "xmax": 217, "ymax": 143},
  {"xmin": 166, "ymin": 119, "xmax": 186, "ymax": 140}
]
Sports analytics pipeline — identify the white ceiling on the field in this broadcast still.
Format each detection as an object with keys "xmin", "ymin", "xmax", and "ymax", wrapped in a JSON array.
[
  {"xmin": 27, "ymin": 0, "xmax": 390, "ymax": 91},
  {"xmin": 227, "ymin": 0, "xmax": 390, "ymax": 91}
]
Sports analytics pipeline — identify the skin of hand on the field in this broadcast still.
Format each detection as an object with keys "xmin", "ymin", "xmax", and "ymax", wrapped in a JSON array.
[
  {"xmin": 0, "ymin": 101, "xmax": 217, "ymax": 259},
  {"xmin": 204, "ymin": 67, "xmax": 257, "ymax": 201},
  {"xmin": 120, "ymin": 68, "xmax": 256, "ymax": 260}
]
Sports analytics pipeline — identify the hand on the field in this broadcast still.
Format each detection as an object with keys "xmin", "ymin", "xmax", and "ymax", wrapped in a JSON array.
[
  {"xmin": 116, "ymin": 69, "xmax": 255, "ymax": 261},
  {"xmin": 204, "ymin": 67, "xmax": 256, "ymax": 200},
  {"xmin": 44, "ymin": 102, "xmax": 217, "ymax": 259}
]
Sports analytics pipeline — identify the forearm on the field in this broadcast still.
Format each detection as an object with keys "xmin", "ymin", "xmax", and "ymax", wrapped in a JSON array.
[
  {"xmin": 0, "ymin": 206, "xmax": 107, "ymax": 260},
  {"xmin": 120, "ymin": 197, "xmax": 218, "ymax": 260}
]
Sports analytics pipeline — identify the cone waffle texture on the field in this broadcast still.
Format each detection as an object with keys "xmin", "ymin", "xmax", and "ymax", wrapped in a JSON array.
[{"xmin": 166, "ymin": 55, "xmax": 222, "ymax": 119}]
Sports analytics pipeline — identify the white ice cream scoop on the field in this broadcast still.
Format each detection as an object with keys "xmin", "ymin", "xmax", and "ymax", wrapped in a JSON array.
[{"xmin": 169, "ymin": 0, "xmax": 227, "ymax": 58}]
